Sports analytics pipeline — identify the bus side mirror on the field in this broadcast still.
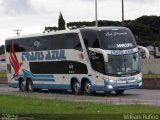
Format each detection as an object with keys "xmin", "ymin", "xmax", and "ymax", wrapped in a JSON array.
[
  {"xmin": 138, "ymin": 45, "xmax": 150, "ymax": 59},
  {"xmin": 89, "ymin": 48, "xmax": 108, "ymax": 62}
]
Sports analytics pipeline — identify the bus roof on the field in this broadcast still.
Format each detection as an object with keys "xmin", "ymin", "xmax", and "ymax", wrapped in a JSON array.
[
  {"xmin": 79, "ymin": 26, "xmax": 128, "ymax": 31},
  {"xmin": 5, "ymin": 29, "xmax": 80, "ymax": 40},
  {"xmin": 5, "ymin": 26, "xmax": 128, "ymax": 40}
]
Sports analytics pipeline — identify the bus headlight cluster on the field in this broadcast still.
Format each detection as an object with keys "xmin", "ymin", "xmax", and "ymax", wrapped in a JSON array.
[
  {"xmin": 107, "ymin": 85, "xmax": 113, "ymax": 89},
  {"xmin": 138, "ymin": 77, "xmax": 142, "ymax": 81},
  {"xmin": 109, "ymin": 80, "xmax": 114, "ymax": 83},
  {"xmin": 109, "ymin": 79, "xmax": 117, "ymax": 83},
  {"xmin": 139, "ymin": 82, "xmax": 142, "ymax": 87}
]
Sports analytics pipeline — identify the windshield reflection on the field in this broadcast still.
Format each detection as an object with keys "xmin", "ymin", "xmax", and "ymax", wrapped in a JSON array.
[{"xmin": 106, "ymin": 52, "xmax": 140, "ymax": 76}]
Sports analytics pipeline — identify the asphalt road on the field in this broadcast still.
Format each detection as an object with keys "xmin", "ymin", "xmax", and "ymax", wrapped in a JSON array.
[{"xmin": 0, "ymin": 84, "xmax": 160, "ymax": 105}]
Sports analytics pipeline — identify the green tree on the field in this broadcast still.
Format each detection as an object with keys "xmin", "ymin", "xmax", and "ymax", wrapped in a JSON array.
[
  {"xmin": 43, "ymin": 26, "xmax": 58, "ymax": 33},
  {"xmin": 58, "ymin": 12, "xmax": 66, "ymax": 30},
  {"xmin": 0, "ymin": 45, "xmax": 4, "ymax": 55}
]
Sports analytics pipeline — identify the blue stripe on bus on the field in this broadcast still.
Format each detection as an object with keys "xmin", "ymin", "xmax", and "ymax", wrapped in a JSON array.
[
  {"xmin": 22, "ymin": 69, "xmax": 55, "ymax": 82},
  {"xmin": 9, "ymin": 83, "xmax": 18, "ymax": 88}
]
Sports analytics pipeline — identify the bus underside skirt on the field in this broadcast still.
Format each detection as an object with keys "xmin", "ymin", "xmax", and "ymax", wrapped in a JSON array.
[{"xmin": 33, "ymin": 84, "xmax": 70, "ymax": 90}]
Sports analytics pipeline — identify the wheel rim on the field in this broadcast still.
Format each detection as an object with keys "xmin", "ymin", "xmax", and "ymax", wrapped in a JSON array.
[
  {"xmin": 73, "ymin": 82, "xmax": 80, "ymax": 93},
  {"xmin": 20, "ymin": 80, "xmax": 26, "ymax": 90},
  {"xmin": 28, "ymin": 82, "xmax": 32, "ymax": 91},
  {"xmin": 28, "ymin": 80, "xmax": 33, "ymax": 91},
  {"xmin": 20, "ymin": 81, "xmax": 25, "ymax": 90},
  {"xmin": 85, "ymin": 83, "xmax": 91, "ymax": 94}
]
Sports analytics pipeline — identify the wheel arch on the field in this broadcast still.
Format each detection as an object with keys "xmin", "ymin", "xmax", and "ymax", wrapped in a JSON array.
[
  {"xmin": 18, "ymin": 77, "xmax": 25, "ymax": 88},
  {"xmin": 70, "ymin": 77, "xmax": 80, "ymax": 87},
  {"xmin": 25, "ymin": 77, "xmax": 33, "ymax": 87}
]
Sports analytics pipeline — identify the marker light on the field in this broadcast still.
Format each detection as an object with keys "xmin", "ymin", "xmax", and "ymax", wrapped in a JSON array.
[
  {"xmin": 138, "ymin": 77, "xmax": 142, "ymax": 80},
  {"xmin": 109, "ymin": 80, "xmax": 114, "ymax": 83},
  {"xmin": 139, "ymin": 82, "xmax": 142, "ymax": 87},
  {"xmin": 108, "ymin": 85, "xmax": 113, "ymax": 89}
]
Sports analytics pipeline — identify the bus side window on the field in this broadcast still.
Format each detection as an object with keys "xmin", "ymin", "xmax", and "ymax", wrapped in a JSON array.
[
  {"xmin": 20, "ymin": 38, "xmax": 34, "ymax": 52},
  {"xmin": 66, "ymin": 33, "xmax": 82, "ymax": 51},
  {"xmin": 6, "ymin": 39, "xmax": 28, "ymax": 52},
  {"xmin": 33, "ymin": 37, "xmax": 47, "ymax": 51},
  {"xmin": 81, "ymin": 30, "xmax": 100, "ymax": 48},
  {"xmin": 84, "ymin": 38, "xmax": 88, "ymax": 47},
  {"xmin": 93, "ymin": 39, "xmax": 100, "ymax": 48},
  {"xmin": 81, "ymin": 30, "xmax": 105, "ymax": 74}
]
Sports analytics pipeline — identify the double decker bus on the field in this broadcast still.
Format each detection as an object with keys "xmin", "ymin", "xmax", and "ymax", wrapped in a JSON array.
[{"xmin": 5, "ymin": 27, "xmax": 148, "ymax": 95}]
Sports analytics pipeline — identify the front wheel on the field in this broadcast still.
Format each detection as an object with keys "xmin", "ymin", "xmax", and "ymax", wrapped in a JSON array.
[
  {"xmin": 19, "ymin": 79, "xmax": 26, "ymax": 91},
  {"xmin": 26, "ymin": 79, "xmax": 34, "ymax": 92},
  {"xmin": 115, "ymin": 90, "xmax": 124, "ymax": 95}
]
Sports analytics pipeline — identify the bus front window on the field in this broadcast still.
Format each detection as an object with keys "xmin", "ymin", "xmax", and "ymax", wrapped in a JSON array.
[{"xmin": 106, "ymin": 52, "xmax": 140, "ymax": 76}]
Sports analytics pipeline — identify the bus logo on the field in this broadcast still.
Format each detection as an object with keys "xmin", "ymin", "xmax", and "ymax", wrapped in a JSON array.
[
  {"xmin": 9, "ymin": 42, "xmax": 23, "ymax": 79},
  {"xmin": 117, "ymin": 43, "xmax": 133, "ymax": 48}
]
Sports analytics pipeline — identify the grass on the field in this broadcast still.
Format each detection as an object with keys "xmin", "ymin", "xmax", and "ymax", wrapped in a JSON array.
[
  {"xmin": 0, "ymin": 70, "xmax": 6, "ymax": 77},
  {"xmin": 0, "ymin": 95, "xmax": 160, "ymax": 120},
  {"xmin": 143, "ymin": 73, "xmax": 160, "ymax": 78}
]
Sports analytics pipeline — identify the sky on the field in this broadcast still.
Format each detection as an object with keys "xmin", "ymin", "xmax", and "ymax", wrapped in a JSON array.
[{"xmin": 0, "ymin": 0, "xmax": 160, "ymax": 45}]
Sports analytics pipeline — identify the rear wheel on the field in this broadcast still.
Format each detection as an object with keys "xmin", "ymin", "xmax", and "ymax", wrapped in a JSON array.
[
  {"xmin": 19, "ymin": 79, "xmax": 26, "ymax": 91},
  {"xmin": 84, "ymin": 81, "xmax": 95, "ymax": 95},
  {"xmin": 115, "ymin": 90, "xmax": 124, "ymax": 95},
  {"xmin": 71, "ymin": 80, "xmax": 81, "ymax": 95},
  {"xmin": 26, "ymin": 78, "xmax": 34, "ymax": 92}
]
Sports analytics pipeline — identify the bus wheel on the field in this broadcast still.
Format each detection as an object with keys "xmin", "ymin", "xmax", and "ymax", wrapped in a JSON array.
[
  {"xmin": 19, "ymin": 79, "xmax": 26, "ymax": 92},
  {"xmin": 84, "ymin": 81, "xmax": 94, "ymax": 95},
  {"xmin": 115, "ymin": 90, "xmax": 124, "ymax": 95},
  {"xmin": 26, "ymin": 78, "xmax": 34, "ymax": 92},
  {"xmin": 72, "ymin": 80, "xmax": 81, "ymax": 95}
]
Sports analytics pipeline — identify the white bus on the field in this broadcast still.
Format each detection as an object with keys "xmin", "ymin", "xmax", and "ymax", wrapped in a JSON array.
[{"xmin": 5, "ymin": 27, "xmax": 146, "ymax": 95}]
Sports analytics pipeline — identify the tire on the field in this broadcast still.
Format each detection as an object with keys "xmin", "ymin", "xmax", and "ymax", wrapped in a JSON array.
[
  {"xmin": 19, "ymin": 79, "xmax": 26, "ymax": 92},
  {"xmin": 72, "ymin": 80, "xmax": 81, "ymax": 95},
  {"xmin": 84, "ymin": 81, "xmax": 94, "ymax": 95},
  {"xmin": 26, "ymin": 78, "xmax": 34, "ymax": 92},
  {"xmin": 115, "ymin": 90, "xmax": 124, "ymax": 95}
]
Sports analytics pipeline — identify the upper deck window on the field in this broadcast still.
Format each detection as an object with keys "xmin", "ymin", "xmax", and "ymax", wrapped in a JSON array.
[
  {"xmin": 80, "ymin": 30, "xmax": 100, "ymax": 48},
  {"xmin": 6, "ymin": 33, "xmax": 82, "ymax": 52}
]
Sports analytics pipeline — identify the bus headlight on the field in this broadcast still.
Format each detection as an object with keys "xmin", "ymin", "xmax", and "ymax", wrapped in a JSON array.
[
  {"xmin": 138, "ymin": 77, "xmax": 142, "ymax": 81},
  {"xmin": 139, "ymin": 82, "xmax": 142, "ymax": 87},
  {"xmin": 108, "ymin": 85, "xmax": 113, "ymax": 89},
  {"xmin": 109, "ymin": 80, "xmax": 114, "ymax": 83}
]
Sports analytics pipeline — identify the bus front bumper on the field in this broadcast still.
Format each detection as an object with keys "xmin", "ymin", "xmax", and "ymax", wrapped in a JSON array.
[{"xmin": 91, "ymin": 80, "xmax": 142, "ymax": 92}]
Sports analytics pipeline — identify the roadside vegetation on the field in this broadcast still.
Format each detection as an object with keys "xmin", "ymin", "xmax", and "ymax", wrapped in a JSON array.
[
  {"xmin": 0, "ymin": 70, "xmax": 6, "ymax": 78},
  {"xmin": 0, "ymin": 95, "xmax": 160, "ymax": 120},
  {"xmin": 143, "ymin": 73, "xmax": 160, "ymax": 78}
]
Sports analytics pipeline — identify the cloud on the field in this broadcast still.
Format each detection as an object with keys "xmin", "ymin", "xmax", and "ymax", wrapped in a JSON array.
[
  {"xmin": 0, "ymin": 0, "xmax": 36, "ymax": 15},
  {"xmin": 80, "ymin": 0, "xmax": 106, "ymax": 3},
  {"xmin": 127, "ymin": 0, "xmax": 157, "ymax": 4},
  {"xmin": 80, "ymin": 0, "xmax": 158, "ymax": 5}
]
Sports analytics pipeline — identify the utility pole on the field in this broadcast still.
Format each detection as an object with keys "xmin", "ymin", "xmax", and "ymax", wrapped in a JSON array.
[
  {"xmin": 13, "ymin": 30, "xmax": 22, "ymax": 36},
  {"xmin": 95, "ymin": 0, "xmax": 98, "ymax": 27},
  {"xmin": 122, "ymin": 0, "xmax": 124, "ymax": 26}
]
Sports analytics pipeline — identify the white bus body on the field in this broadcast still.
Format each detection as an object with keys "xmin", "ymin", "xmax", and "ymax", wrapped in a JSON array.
[{"xmin": 5, "ymin": 27, "xmax": 142, "ymax": 95}]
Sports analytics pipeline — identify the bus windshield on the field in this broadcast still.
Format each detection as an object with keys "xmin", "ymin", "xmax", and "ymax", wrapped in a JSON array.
[
  {"xmin": 97, "ymin": 29, "xmax": 137, "ymax": 50},
  {"xmin": 106, "ymin": 52, "xmax": 140, "ymax": 77}
]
